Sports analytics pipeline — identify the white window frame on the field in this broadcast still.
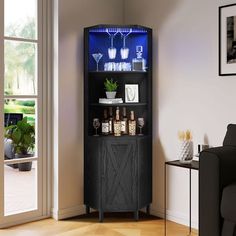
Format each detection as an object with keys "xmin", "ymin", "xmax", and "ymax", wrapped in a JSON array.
[{"xmin": 0, "ymin": 0, "xmax": 52, "ymax": 227}]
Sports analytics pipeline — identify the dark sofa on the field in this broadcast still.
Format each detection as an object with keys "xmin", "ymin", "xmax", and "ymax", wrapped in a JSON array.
[{"xmin": 199, "ymin": 124, "xmax": 236, "ymax": 236}]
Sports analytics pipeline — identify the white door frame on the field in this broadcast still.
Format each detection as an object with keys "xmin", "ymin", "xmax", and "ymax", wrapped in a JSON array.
[{"xmin": 0, "ymin": 0, "xmax": 52, "ymax": 228}]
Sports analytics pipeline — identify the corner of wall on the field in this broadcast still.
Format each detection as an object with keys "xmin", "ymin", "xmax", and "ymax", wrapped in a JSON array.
[
  {"xmin": 51, "ymin": 205, "xmax": 85, "ymax": 220},
  {"xmin": 122, "ymin": 0, "xmax": 126, "ymax": 24}
]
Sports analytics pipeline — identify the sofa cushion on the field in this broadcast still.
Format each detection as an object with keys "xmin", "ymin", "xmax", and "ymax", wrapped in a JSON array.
[
  {"xmin": 221, "ymin": 183, "xmax": 236, "ymax": 222},
  {"xmin": 223, "ymin": 124, "xmax": 236, "ymax": 147}
]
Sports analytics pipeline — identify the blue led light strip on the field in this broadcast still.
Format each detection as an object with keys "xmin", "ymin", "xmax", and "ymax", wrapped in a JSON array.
[{"xmin": 89, "ymin": 27, "xmax": 147, "ymax": 33}]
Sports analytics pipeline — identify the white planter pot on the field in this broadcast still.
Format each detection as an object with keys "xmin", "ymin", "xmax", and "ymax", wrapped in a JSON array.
[
  {"xmin": 106, "ymin": 91, "xmax": 116, "ymax": 99},
  {"xmin": 178, "ymin": 140, "xmax": 193, "ymax": 163}
]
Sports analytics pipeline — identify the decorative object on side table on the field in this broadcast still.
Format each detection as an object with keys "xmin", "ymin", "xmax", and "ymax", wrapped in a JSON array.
[
  {"xmin": 104, "ymin": 78, "xmax": 118, "ymax": 99},
  {"xmin": 195, "ymin": 144, "xmax": 210, "ymax": 157},
  {"xmin": 125, "ymin": 84, "xmax": 139, "ymax": 103},
  {"xmin": 178, "ymin": 130, "xmax": 193, "ymax": 163},
  {"xmin": 219, "ymin": 3, "xmax": 236, "ymax": 75},
  {"xmin": 4, "ymin": 117, "xmax": 35, "ymax": 171}
]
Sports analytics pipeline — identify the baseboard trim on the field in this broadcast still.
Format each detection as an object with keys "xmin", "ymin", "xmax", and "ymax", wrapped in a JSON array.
[
  {"xmin": 150, "ymin": 206, "xmax": 198, "ymax": 230},
  {"xmin": 51, "ymin": 205, "xmax": 85, "ymax": 220},
  {"xmin": 51, "ymin": 205, "xmax": 198, "ymax": 229}
]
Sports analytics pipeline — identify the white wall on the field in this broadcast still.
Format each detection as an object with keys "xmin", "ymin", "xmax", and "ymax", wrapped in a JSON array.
[
  {"xmin": 124, "ymin": 0, "xmax": 236, "ymax": 228},
  {"xmin": 53, "ymin": 0, "xmax": 124, "ymax": 219}
]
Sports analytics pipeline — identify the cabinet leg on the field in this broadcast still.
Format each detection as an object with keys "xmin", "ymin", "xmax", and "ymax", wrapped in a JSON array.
[
  {"xmin": 86, "ymin": 205, "xmax": 90, "ymax": 214},
  {"xmin": 134, "ymin": 210, "xmax": 139, "ymax": 221},
  {"xmin": 99, "ymin": 210, "xmax": 104, "ymax": 223},
  {"xmin": 146, "ymin": 205, "xmax": 150, "ymax": 215}
]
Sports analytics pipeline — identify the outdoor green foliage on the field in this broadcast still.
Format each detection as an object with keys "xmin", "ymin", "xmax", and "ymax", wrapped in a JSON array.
[
  {"xmin": 104, "ymin": 78, "xmax": 118, "ymax": 92},
  {"xmin": 16, "ymin": 100, "xmax": 35, "ymax": 107},
  {"xmin": 4, "ymin": 18, "xmax": 36, "ymax": 124},
  {"xmin": 5, "ymin": 117, "xmax": 35, "ymax": 155},
  {"xmin": 4, "ymin": 100, "xmax": 35, "ymax": 124},
  {"xmin": 5, "ymin": 18, "xmax": 36, "ymax": 95}
]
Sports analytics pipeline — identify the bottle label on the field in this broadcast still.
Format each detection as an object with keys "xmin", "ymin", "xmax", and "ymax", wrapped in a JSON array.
[
  {"xmin": 121, "ymin": 121, "xmax": 127, "ymax": 132},
  {"xmin": 114, "ymin": 123, "xmax": 121, "ymax": 136},
  {"xmin": 129, "ymin": 123, "xmax": 136, "ymax": 135},
  {"xmin": 102, "ymin": 123, "xmax": 109, "ymax": 133}
]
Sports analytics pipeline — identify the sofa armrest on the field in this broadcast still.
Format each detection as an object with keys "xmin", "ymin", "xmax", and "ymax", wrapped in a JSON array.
[{"xmin": 199, "ymin": 146, "xmax": 236, "ymax": 236}]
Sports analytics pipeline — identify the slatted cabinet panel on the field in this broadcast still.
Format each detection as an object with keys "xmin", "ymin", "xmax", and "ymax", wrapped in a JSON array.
[{"xmin": 102, "ymin": 139, "xmax": 137, "ymax": 212}]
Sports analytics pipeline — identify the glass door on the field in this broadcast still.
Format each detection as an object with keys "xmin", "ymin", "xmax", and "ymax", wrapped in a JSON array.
[{"xmin": 0, "ymin": 0, "xmax": 49, "ymax": 227}]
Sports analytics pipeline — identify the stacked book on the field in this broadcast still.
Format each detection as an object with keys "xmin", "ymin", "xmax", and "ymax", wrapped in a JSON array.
[{"xmin": 99, "ymin": 98, "xmax": 123, "ymax": 104}]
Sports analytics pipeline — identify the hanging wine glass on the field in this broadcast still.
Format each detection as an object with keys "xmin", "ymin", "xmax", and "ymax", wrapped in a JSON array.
[
  {"xmin": 106, "ymin": 29, "xmax": 118, "ymax": 60},
  {"xmin": 120, "ymin": 29, "xmax": 132, "ymax": 60},
  {"xmin": 92, "ymin": 53, "xmax": 103, "ymax": 71},
  {"xmin": 93, "ymin": 118, "xmax": 100, "ymax": 136}
]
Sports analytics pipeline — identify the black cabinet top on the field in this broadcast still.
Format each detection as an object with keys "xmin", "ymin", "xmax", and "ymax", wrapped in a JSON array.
[{"xmin": 85, "ymin": 24, "xmax": 152, "ymax": 32}]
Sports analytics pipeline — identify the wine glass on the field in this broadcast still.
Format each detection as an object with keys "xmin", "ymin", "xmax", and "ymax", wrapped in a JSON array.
[
  {"xmin": 120, "ymin": 29, "xmax": 132, "ymax": 60},
  {"xmin": 92, "ymin": 53, "xmax": 103, "ymax": 71},
  {"xmin": 106, "ymin": 29, "xmax": 118, "ymax": 60},
  {"xmin": 138, "ymin": 118, "xmax": 145, "ymax": 136},
  {"xmin": 93, "ymin": 118, "xmax": 100, "ymax": 136}
]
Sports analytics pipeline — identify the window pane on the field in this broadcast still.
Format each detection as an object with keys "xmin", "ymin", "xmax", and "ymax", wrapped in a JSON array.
[
  {"xmin": 4, "ymin": 40, "xmax": 37, "ymax": 95},
  {"xmin": 4, "ymin": 99, "xmax": 36, "ymax": 126},
  {"xmin": 4, "ymin": 99, "xmax": 37, "ymax": 215},
  {"xmin": 4, "ymin": 0, "xmax": 37, "ymax": 40},
  {"xmin": 4, "ymin": 161, "xmax": 37, "ymax": 215}
]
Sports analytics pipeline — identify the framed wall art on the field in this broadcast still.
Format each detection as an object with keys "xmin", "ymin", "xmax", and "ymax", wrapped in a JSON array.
[
  {"xmin": 219, "ymin": 3, "xmax": 236, "ymax": 75},
  {"xmin": 125, "ymin": 84, "xmax": 139, "ymax": 103}
]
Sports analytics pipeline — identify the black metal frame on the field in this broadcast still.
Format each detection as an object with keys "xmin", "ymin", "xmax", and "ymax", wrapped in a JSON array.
[
  {"xmin": 164, "ymin": 160, "xmax": 199, "ymax": 235},
  {"xmin": 219, "ymin": 3, "xmax": 236, "ymax": 76}
]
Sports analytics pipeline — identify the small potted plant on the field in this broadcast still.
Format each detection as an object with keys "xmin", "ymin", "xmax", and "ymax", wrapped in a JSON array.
[
  {"xmin": 5, "ymin": 117, "xmax": 35, "ymax": 171},
  {"xmin": 104, "ymin": 78, "xmax": 118, "ymax": 99}
]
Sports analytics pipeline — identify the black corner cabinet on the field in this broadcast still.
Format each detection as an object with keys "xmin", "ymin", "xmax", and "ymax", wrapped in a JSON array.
[{"xmin": 84, "ymin": 25, "xmax": 152, "ymax": 222}]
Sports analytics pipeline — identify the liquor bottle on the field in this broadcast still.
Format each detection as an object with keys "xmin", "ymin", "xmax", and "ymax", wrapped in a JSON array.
[
  {"xmin": 108, "ymin": 107, "xmax": 113, "ymax": 134},
  {"xmin": 113, "ymin": 107, "xmax": 121, "ymax": 136},
  {"xmin": 101, "ymin": 109, "xmax": 109, "ymax": 135},
  {"xmin": 132, "ymin": 45, "xmax": 146, "ymax": 71},
  {"xmin": 121, "ymin": 107, "xmax": 128, "ymax": 134},
  {"xmin": 128, "ymin": 110, "xmax": 136, "ymax": 136}
]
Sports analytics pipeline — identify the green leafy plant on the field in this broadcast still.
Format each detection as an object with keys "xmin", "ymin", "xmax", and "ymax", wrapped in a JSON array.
[
  {"xmin": 104, "ymin": 78, "xmax": 118, "ymax": 92},
  {"xmin": 5, "ymin": 116, "xmax": 35, "ymax": 155}
]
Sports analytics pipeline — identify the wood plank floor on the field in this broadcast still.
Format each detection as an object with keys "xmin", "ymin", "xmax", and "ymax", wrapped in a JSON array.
[{"xmin": 0, "ymin": 212, "xmax": 198, "ymax": 236}]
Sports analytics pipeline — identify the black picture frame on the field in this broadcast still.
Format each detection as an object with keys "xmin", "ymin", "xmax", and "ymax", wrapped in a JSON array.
[{"xmin": 219, "ymin": 3, "xmax": 236, "ymax": 76}]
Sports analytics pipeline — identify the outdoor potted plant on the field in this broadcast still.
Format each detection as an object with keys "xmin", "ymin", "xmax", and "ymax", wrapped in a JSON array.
[
  {"xmin": 104, "ymin": 78, "xmax": 118, "ymax": 99},
  {"xmin": 5, "ymin": 116, "xmax": 35, "ymax": 171}
]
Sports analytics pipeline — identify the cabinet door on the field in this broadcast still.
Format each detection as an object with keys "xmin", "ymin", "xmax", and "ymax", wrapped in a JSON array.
[{"xmin": 102, "ymin": 139, "xmax": 137, "ymax": 211}]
